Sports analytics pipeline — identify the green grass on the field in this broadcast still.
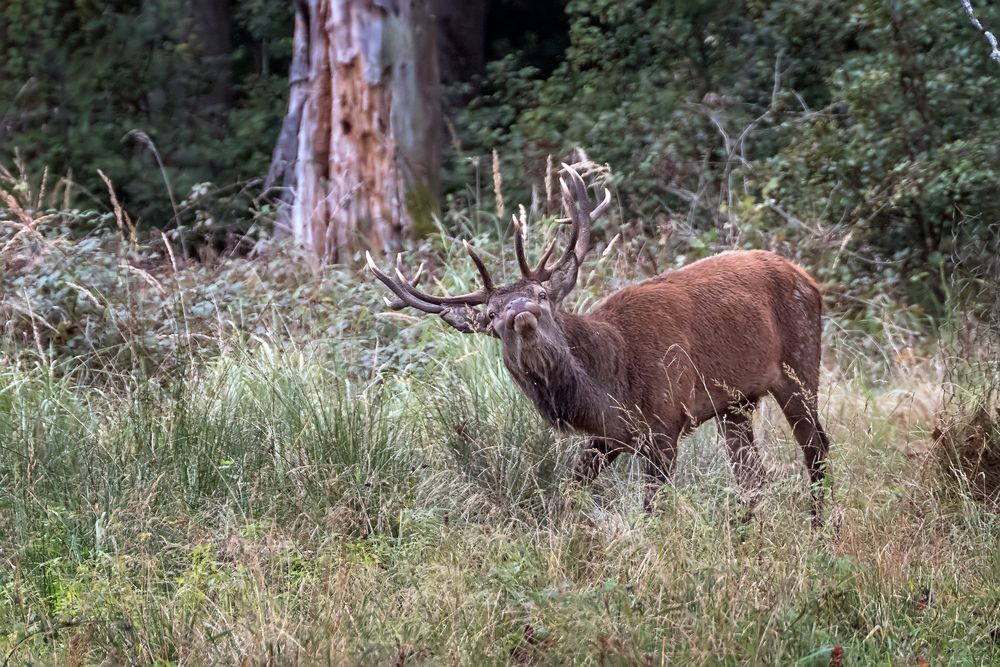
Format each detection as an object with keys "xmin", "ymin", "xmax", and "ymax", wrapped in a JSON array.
[
  {"xmin": 1, "ymin": 330, "xmax": 998, "ymax": 665},
  {"xmin": 1, "ymin": 210, "xmax": 998, "ymax": 664}
]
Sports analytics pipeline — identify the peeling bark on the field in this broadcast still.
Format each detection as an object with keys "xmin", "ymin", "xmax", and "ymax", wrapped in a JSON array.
[{"xmin": 268, "ymin": 0, "xmax": 441, "ymax": 262}]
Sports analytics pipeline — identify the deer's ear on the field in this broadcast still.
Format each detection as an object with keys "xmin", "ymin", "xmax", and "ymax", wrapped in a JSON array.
[
  {"xmin": 544, "ymin": 255, "xmax": 580, "ymax": 304},
  {"xmin": 437, "ymin": 306, "xmax": 489, "ymax": 335},
  {"xmin": 474, "ymin": 310, "xmax": 499, "ymax": 337},
  {"xmin": 483, "ymin": 316, "xmax": 500, "ymax": 338}
]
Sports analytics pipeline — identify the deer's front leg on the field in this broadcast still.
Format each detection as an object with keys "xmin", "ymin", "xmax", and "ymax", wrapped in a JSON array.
[
  {"xmin": 643, "ymin": 430, "xmax": 680, "ymax": 511},
  {"xmin": 571, "ymin": 437, "xmax": 622, "ymax": 484}
]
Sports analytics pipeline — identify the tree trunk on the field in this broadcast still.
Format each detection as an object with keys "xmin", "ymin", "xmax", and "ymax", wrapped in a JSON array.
[
  {"xmin": 187, "ymin": 0, "xmax": 234, "ymax": 115},
  {"xmin": 431, "ymin": 0, "xmax": 486, "ymax": 87},
  {"xmin": 267, "ymin": 0, "xmax": 441, "ymax": 262}
]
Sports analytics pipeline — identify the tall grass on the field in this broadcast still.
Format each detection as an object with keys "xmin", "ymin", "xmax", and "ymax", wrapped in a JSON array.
[
  {"xmin": 2, "ymin": 188, "xmax": 999, "ymax": 663},
  {"xmin": 2, "ymin": 326, "xmax": 998, "ymax": 663}
]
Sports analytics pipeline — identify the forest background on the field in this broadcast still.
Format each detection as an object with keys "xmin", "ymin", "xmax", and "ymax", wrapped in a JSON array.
[{"xmin": 1, "ymin": 1, "xmax": 999, "ymax": 664}]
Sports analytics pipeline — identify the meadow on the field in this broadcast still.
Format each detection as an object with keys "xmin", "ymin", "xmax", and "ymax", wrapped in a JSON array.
[{"xmin": 1, "ymin": 173, "xmax": 999, "ymax": 665}]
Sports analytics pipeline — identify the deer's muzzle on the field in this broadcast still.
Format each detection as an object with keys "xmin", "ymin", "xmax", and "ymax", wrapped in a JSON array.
[{"xmin": 505, "ymin": 298, "xmax": 541, "ymax": 336}]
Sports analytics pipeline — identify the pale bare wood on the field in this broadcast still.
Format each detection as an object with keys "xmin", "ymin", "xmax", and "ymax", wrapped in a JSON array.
[{"xmin": 269, "ymin": 0, "xmax": 441, "ymax": 261}]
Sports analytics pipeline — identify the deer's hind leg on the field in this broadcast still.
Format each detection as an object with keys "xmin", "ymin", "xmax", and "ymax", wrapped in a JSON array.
[
  {"xmin": 772, "ymin": 380, "xmax": 831, "ymax": 525},
  {"xmin": 718, "ymin": 399, "xmax": 766, "ymax": 511}
]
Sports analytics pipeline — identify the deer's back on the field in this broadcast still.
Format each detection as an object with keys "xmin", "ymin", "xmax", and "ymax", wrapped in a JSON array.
[{"xmin": 590, "ymin": 250, "xmax": 821, "ymax": 420}]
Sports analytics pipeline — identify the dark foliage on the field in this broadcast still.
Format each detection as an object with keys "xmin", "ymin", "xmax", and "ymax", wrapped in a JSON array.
[
  {"xmin": 454, "ymin": 0, "xmax": 1000, "ymax": 311},
  {"xmin": 2, "ymin": 0, "xmax": 1000, "ymax": 306},
  {"xmin": 0, "ymin": 0, "xmax": 292, "ymax": 232}
]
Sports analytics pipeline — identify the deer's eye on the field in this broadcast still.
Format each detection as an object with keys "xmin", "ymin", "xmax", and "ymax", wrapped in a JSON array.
[
  {"xmin": 538, "ymin": 290, "xmax": 547, "ymax": 301},
  {"xmin": 488, "ymin": 311, "xmax": 497, "ymax": 320}
]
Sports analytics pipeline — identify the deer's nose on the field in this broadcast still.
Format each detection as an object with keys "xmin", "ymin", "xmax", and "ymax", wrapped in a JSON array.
[
  {"xmin": 505, "ymin": 298, "xmax": 541, "ymax": 335},
  {"xmin": 506, "ymin": 298, "xmax": 541, "ymax": 317}
]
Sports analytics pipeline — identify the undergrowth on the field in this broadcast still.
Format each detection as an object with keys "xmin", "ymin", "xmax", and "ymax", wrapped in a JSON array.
[{"xmin": 2, "ymin": 176, "xmax": 999, "ymax": 665}]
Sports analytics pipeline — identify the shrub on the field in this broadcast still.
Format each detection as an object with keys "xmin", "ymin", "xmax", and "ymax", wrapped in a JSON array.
[{"xmin": 934, "ymin": 402, "xmax": 1000, "ymax": 506}]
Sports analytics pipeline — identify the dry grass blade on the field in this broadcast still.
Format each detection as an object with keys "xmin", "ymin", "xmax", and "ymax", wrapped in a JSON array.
[
  {"xmin": 0, "ymin": 187, "xmax": 55, "ymax": 261},
  {"xmin": 97, "ymin": 169, "xmax": 138, "ymax": 248},
  {"xmin": 0, "ymin": 186, "xmax": 32, "ymax": 226},
  {"xmin": 493, "ymin": 148, "xmax": 505, "ymax": 219}
]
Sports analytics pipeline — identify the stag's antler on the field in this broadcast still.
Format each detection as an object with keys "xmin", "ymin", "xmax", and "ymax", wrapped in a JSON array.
[
  {"xmin": 513, "ymin": 214, "xmax": 556, "ymax": 279},
  {"xmin": 515, "ymin": 164, "xmax": 611, "ymax": 294},
  {"xmin": 368, "ymin": 163, "xmax": 610, "ymax": 326},
  {"xmin": 366, "ymin": 243, "xmax": 494, "ymax": 333}
]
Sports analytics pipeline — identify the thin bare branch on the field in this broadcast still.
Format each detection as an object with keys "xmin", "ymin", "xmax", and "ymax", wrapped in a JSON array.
[{"xmin": 961, "ymin": 0, "xmax": 1000, "ymax": 64}]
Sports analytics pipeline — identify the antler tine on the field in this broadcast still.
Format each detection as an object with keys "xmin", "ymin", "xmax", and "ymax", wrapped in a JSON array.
[
  {"xmin": 393, "ymin": 253, "xmax": 409, "ymax": 284},
  {"xmin": 590, "ymin": 186, "xmax": 612, "ymax": 220},
  {"xmin": 368, "ymin": 251, "xmax": 488, "ymax": 310},
  {"xmin": 566, "ymin": 163, "xmax": 591, "ymax": 209},
  {"xmin": 565, "ymin": 164, "xmax": 593, "ymax": 263},
  {"xmin": 562, "ymin": 163, "xmax": 611, "ymax": 264},
  {"xmin": 516, "ymin": 209, "xmax": 561, "ymax": 281},
  {"xmin": 542, "ymin": 176, "xmax": 583, "ymax": 276},
  {"xmin": 531, "ymin": 237, "xmax": 557, "ymax": 277},
  {"xmin": 394, "ymin": 253, "xmax": 425, "ymax": 286},
  {"xmin": 367, "ymin": 251, "xmax": 445, "ymax": 314},
  {"xmin": 463, "ymin": 240, "xmax": 495, "ymax": 292},
  {"xmin": 512, "ymin": 214, "xmax": 532, "ymax": 278},
  {"xmin": 392, "ymin": 254, "xmax": 427, "ymax": 291},
  {"xmin": 567, "ymin": 164, "xmax": 612, "ymax": 222}
]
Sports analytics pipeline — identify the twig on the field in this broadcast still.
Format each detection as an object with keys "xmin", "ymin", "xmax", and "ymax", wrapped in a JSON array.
[{"xmin": 960, "ymin": 0, "xmax": 1000, "ymax": 64}]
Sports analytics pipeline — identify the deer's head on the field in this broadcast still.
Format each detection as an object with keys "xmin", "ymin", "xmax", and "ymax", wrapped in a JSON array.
[{"xmin": 368, "ymin": 165, "xmax": 610, "ymax": 362}]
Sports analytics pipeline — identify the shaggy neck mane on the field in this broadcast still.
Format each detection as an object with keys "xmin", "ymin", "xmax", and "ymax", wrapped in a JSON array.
[{"xmin": 505, "ymin": 312, "xmax": 627, "ymax": 436}]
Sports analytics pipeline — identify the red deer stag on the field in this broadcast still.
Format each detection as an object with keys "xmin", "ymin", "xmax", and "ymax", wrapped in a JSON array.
[{"xmin": 368, "ymin": 165, "xmax": 831, "ymax": 520}]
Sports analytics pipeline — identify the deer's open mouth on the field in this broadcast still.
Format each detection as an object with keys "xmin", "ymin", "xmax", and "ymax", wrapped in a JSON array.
[{"xmin": 513, "ymin": 311, "xmax": 538, "ymax": 337}]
